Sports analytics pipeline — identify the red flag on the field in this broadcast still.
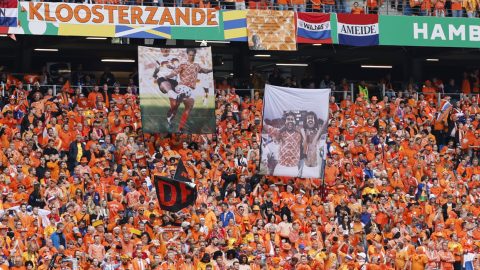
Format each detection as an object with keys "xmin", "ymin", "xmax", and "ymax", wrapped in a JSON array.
[
  {"xmin": 62, "ymin": 80, "xmax": 74, "ymax": 93},
  {"xmin": 23, "ymin": 75, "xmax": 40, "ymax": 84}
]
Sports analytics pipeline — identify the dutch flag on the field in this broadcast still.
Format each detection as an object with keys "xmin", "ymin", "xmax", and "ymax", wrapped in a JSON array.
[
  {"xmin": 0, "ymin": 0, "xmax": 18, "ymax": 33},
  {"xmin": 296, "ymin": 12, "xmax": 332, "ymax": 44},
  {"xmin": 464, "ymin": 252, "xmax": 475, "ymax": 270},
  {"xmin": 337, "ymin": 14, "xmax": 379, "ymax": 47}
]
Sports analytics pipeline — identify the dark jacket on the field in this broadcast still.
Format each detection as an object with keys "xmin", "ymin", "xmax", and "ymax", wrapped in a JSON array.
[
  {"xmin": 68, "ymin": 141, "xmax": 87, "ymax": 169},
  {"xmin": 21, "ymin": 114, "xmax": 44, "ymax": 133},
  {"xmin": 442, "ymin": 203, "xmax": 457, "ymax": 221}
]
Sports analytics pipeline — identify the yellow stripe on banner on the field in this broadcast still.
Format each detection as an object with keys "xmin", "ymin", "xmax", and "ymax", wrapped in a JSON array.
[
  {"xmin": 144, "ymin": 29, "xmax": 171, "ymax": 39},
  {"xmin": 58, "ymin": 24, "xmax": 115, "ymax": 37},
  {"xmin": 223, "ymin": 10, "xmax": 246, "ymax": 21},
  {"xmin": 224, "ymin": 28, "xmax": 247, "ymax": 40},
  {"xmin": 119, "ymin": 26, "xmax": 171, "ymax": 39}
]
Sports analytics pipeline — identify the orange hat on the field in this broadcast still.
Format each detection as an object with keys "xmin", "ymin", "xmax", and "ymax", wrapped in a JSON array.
[
  {"xmin": 371, "ymin": 96, "xmax": 378, "ymax": 101},
  {"xmin": 360, "ymin": 128, "xmax": 366, "ymax": 132},
  {"xmin": 243, "ymin": 216, "xmax": 250, "ymax": 223},
  {"xmin": 80, "ymin": 157, "xmax": 88, "ymax": 163},
  {"xmin": 425, "ymin": 145, "xmax": 432, "ymax": 151},
  {"xmin": 272, "ymin": 257, "xmax": 281, "ymax": 264},
  {"xmin": 169, "ymin": 166, "xmax": 176, "ymax": 171},
  {"xmin": 475, "ymin": 242, "xmax": 480, "ymax": 248},
  {"xmin": 475, "ymin": 130, "xmax": 479, "ymax": 134},
  {"xmin": 356, "ymin": 97, "xmax": 363, "ymax": 101},
  {"xmin": 337, "ymin": 185, "xmax": 345, "ymax": 189},
  {"xmin": 425, "ymin": 80, "xmax": 431, "ymax": 84},
  {"xmin": 405, "ymin": 235, "xmax": 411, "ymax": 241},
  {"xmin": 283, "ymin": 243, "xmax": 291, "ymax": 250},
  {"xmin": 121, "ymin": 155, "xmax": 128, "ymax": 159}
]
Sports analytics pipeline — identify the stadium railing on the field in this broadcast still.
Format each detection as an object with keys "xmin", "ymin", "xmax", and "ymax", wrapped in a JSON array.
[{"xmin": 0, "ymin": 82, "xmax": 137, "ymax": 96}]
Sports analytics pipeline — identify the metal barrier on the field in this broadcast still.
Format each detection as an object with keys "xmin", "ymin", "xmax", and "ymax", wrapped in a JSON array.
[{"xmin": 0, "ymin": 82, "xmax": 137, "ymax": 96}]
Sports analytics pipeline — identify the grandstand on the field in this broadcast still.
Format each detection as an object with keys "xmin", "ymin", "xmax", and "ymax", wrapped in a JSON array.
[{"xmin": 1, "ymin": 1, "xmax": 480, "ymax": 270}]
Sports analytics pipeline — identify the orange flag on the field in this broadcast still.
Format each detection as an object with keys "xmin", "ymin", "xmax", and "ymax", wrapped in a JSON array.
[
  {"xmin": 62, "ymin": 80, "xmax": 74, "ymax": 93},
  {"xmin": 6, "ymin": 74, "xmax": 19, "ymax": 89},
  {"xmin": 23, "ymin": 75, "xmax": 40, "ymax": 84},
  {"xmin": 9, "ymin": 34, "xmax": 16, "ymax": 41}
]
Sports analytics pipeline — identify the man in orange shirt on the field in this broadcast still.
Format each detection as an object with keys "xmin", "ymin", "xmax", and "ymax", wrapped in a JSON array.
[
  {"xmin": 422, "ymin": 80, "xmax": 437, "ymax": 104},
  {"xmin": 88, "ymin": 85, "xmax": 104, "ymax": 107}
]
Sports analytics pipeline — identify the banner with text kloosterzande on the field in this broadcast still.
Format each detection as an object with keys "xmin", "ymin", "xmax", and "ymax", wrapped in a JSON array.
[
  {"xmin": 379, "ymin": 16, "xmax": 480, "ymax": 48},
  {"xmin": 139, "ymin": 46, "xmax": 216, "ymax": 134},
  {"xmin": 246, "ymin": 10, "xmax": 296, "ymax": 51},
  {"xmin": 25, "ymin": 2, "xmax": 218, "ymax": 26},
  {"xmin": 14, "ymin": 2, "xmax": 244, "ymax": 40},
  {"xmin": 260, "ymin": 85, "xmax": 330, "ymax": 178}
]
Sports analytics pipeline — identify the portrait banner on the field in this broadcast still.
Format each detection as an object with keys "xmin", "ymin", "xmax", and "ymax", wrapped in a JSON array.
[
  {"xmin": 246, "ymin": 10, "xmax": 296, "ymax": 51},
  {"xmin": 139, "ymin": 46, "xmax": 216, "ymax": 134},
  {"xmin": 260, "ymin": 85, "xmax": 330, "ymax": 178}
]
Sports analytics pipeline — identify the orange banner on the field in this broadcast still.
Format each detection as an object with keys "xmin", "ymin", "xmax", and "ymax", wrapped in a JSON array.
[{"xmin": 246, "ymin": 10, "xmax": 296, "ymax": 51}]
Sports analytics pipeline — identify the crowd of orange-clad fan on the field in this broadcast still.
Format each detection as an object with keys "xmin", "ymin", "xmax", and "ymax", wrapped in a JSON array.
[{"xmin": 1, "ymin": 68, "xmax": 480, "ymax": 270}]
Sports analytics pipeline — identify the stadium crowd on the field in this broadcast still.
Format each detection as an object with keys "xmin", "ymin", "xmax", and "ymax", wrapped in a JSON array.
[
  {"xmin": 0, "ymin": 66, "xmax": 479, "ymax": 270},
  {"xmin": 77, "ymin": 0, "xmax": 478, "ymax": 18}
]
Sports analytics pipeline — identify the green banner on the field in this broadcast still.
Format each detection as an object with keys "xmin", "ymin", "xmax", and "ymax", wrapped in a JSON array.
[{"xmin": 379, "ymin": 15, "xmax": 480, "ymax": 48}]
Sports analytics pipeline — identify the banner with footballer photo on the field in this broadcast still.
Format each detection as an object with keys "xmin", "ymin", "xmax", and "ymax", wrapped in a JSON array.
[
  {"xmin": 260, "ymin": 85, "xmax": 330, "ymax": 178},
  {"xmin": 139, "ymin": 46, "xmax": 216, "ymax": 134}
]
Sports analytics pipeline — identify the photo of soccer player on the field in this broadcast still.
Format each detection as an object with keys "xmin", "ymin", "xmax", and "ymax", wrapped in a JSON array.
[
  {"xmin": 260, "ymin": 85, "xmax": 330, "ymax": 178},
  {"xmin": 139, "ymin": 46, "xmax": 216, "ymax": 134}
]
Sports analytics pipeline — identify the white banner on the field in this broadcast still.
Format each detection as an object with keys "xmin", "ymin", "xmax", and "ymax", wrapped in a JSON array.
[
  {"xmin": 25, "ymin": 2, "xmax": 219, "ymax": 27},
  {"xmin": 260, "ymin": 85, "xmax": 330, "ymax": 178}
]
